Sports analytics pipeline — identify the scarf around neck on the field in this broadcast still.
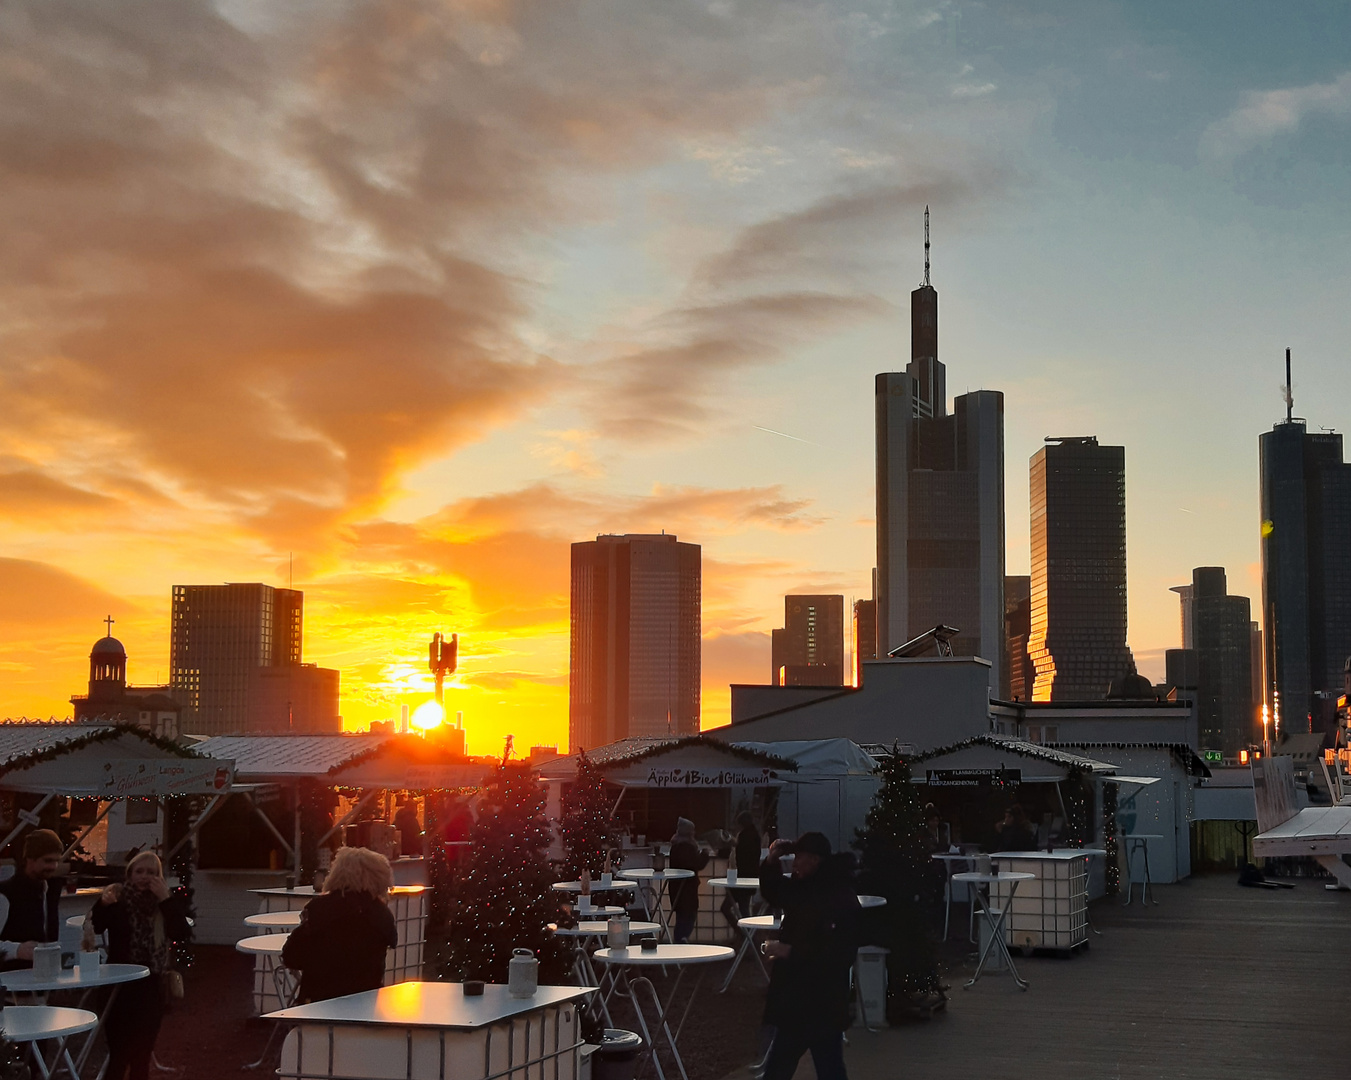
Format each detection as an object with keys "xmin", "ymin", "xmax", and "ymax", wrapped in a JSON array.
[{"xmin": 125, "ymin": 887, "xmax": 171, "ymax": 973}]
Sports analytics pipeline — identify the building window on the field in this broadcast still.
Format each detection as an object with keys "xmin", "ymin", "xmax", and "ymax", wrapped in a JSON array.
[{"xmin": 126, "ymin": 798, "xmax": 159, "ymax": 825}]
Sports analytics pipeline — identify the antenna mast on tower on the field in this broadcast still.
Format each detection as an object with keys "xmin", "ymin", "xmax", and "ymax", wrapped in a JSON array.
[
  {"xmin": 923, "ymin": 205, "xmax": 931, "ymax": 286},
  {"xmin": 1285, "ymin": 347, "xmax": 1293, "ymax": 423}
]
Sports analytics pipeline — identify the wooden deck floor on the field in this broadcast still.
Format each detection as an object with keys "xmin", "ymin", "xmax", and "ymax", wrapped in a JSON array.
[{"xmin": 728, "ymin": 874, "xmax": 1349, "ymax": 1080}]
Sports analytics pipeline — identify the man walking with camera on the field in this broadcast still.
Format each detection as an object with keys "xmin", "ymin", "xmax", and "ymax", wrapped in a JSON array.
[{"xmin": 758, "ymin": 832, "xmax": 861, "ymax": 1080}]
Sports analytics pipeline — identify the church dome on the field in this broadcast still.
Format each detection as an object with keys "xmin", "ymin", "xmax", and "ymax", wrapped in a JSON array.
[
  {"xmin": 1106, "ymin": 662, "xmax": 1155, "ymax": 700},
  {"xmin": 91, "ymin": 636, "xmax": 127, "ymax": 659}
]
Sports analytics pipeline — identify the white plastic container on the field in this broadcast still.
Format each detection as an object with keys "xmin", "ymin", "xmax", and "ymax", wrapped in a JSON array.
[
  {"xmin": 606, "ymin": 915, "xmax": 629, "ymax": 951},
  {"xmin": 508, "ymin": 949, "xmax": 538, "ymax": 998},
  {"xmin": 32, "ymin": 942, "xmax": 61, "ymax": 980}
]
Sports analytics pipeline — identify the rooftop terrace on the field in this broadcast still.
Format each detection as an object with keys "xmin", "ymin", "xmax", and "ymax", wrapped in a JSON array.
[{"xmin": 720, "ymin": 874, "xmax": 1347, "ymax": 1080}]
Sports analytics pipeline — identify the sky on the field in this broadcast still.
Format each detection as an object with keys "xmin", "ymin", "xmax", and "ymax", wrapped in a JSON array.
[{"xmin": 2, "ymin": 0, "xmax": 1350, "ymax": 755}]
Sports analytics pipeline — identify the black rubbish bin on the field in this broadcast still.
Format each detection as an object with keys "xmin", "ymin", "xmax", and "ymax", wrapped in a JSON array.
[{"xmin": 592, "ymin": 1028, "xmax": 644, "ymax": 1080}]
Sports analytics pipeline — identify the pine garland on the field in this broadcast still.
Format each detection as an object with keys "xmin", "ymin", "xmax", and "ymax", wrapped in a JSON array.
[
  {"xmin": 435, "ymin": 762, "xmax": 571, "ymax": 984},
  {"xmin": 0, "ymin": 723, "xmax": 200, "ymax": 779}
]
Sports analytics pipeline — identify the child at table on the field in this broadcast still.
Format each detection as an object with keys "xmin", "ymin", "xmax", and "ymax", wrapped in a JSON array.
[{"xmin": 91, "ymin": 851, "xmax": 191, "ymax": 1080}]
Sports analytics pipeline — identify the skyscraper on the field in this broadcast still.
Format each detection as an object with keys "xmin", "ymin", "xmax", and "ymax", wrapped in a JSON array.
[
  {"xmin": 1259, "ymin": 351, "xmax": 1351, "ymax": 736},
  {"xmin": 170, "ymin": 583, "xmax": 339, "ymax": 734},
  {"xmin": 1172, "ymin": 567, "xmax": 1254, "ymax": 756},
  {"xmin": 853, "ymin": 597, "xmax": 877, "ymax": 684},
  {"xmin": 1028, "ymin": 437, "xmax": 1133, "ymax": 700},
  {"xmin": 569, "ymin": 533, "xmax": 701, "ymax": 751},
  {"xmin": 771, "ymin": 595, "xmax": 845, "ymax": 686},
  {"xmin": 875, "ymin": 210, "xmax": 1005, "ymax": 689},
  {"xmin": 1004, "ymin": 575, "xmax": 1032, "ymax": 700}
]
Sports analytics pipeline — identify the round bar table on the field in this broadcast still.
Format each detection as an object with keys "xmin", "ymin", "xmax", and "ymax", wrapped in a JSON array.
[
  {"xmin": 245, "ymin": 911, "xmax": 303, "ymax": 930},
  {"xmin": 1, "ymin": 1006, "xmax": 97, "ymax": 1080},
  {"xmin": 3, "ymin": 962, "xmax": 150, "ymax": 1075},
  {"xmin": 593, "ymin": 944, "xmax": 733, "ymax": 1080},
  {"xmin": 618, "ymin": 868, "xmax": 695, "ymax": 936}
]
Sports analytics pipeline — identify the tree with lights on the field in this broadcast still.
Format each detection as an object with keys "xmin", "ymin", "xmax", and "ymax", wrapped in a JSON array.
[
  {"xmin": 436, "ymin": 761, "xmax": 571, "ymax": 984},
  {"xmin": 559, "ymin": 751, "xmax": 615, "ymax": 882},
  {"xmin": 853, "ymin": 749, "xmax": 943, "ymax": 1014}
]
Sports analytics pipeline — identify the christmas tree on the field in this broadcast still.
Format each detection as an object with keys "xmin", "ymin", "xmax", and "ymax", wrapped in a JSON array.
[
  {"xmin": 437, "ymin": 761, "xmax": 572, "ymax": 984},
  {"xmin": 853, "ymin": 749, "xmax": 942, "ymax": 1009},
  {"xmin": 559, "ymin": 751, "xmax": 615, "ymax": 882}
]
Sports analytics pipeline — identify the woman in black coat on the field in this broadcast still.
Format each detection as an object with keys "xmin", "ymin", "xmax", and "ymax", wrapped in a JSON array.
[
  {"xmin": 281, "ymin": 847, "xmax": 398, "ymax": 1004},
  {"xmin": 91, "ymin": 852, "xmax": 192, "ymax": 1080},
  {"xmin": 667, "ymin": 818, "xmax": 709, "ymax": 943}
]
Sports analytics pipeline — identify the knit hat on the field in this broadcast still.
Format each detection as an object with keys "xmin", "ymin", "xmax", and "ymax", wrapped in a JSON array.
[
  {"xmin": 674, "ymin": 817, "xmax": 695, "ymax": 838},
  {"xmin": 23, "ymin": 829, "xmax": 62, "ymax": 862},
  {"xmin": 792, "ymin": 832, "xmax": 832, "ymax": 859}
]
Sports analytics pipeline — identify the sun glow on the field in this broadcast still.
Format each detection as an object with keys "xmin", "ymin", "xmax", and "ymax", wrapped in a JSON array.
[{"xmin": 411, "ymin": 699, "xmax": 445, "ymax": 730}]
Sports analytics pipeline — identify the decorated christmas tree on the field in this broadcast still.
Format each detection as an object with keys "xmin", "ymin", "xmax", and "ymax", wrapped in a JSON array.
[
  {"xmin": 437, "ymin": 761, "xmax": 571, "ymax": 984},
  {"xmin": 559, "ymin": 751, "xmax": 615, "ymax": 882},
  {"xmin": 853, "ymin": 749, "xmax": 942, "ymax": 1010}
]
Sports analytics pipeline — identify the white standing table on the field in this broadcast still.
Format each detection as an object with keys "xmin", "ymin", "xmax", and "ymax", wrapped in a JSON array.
[
  {"xmin": 550, "ymin": 921, "xmax": 661, "ymax": 1023},
  {"xmin": 245, "ymin": 911, "xmax": 303, "ymax": 930},
  {"xmin": 1121, "ymin": 835, "xmax": 1162, "ymax": 905},
  {"xmin": 719, "ymin": 915, "xmax": 778, "ymax": 992},
  {"xmin": 265, "ymin": 981, "xmax": 594, "ymax": 1080},
  {"xmin": 618, "ymin": 869, "xmax": 694, "ymax": 938},
  {"xmin": 237, "ymin": 933, "xmax": 296, "ymax": 1067},
  {"xmin": 592, "ymin": 944, "xmax": 733, "ymax": 1080},
  {"xmin": 1, "ymin": 1006, "xmax": 97, "ymax": 1080},
  {"xmin": 2, "ymin": 962, "xmax": 150, "ymax": 1077},
  {"xmin": 931, "ymin": 853, "xmax": 979, "ymax": 941},
  {"xmin": 951, "ymin": 871, "xmax": 1034, "ymax": 990}
]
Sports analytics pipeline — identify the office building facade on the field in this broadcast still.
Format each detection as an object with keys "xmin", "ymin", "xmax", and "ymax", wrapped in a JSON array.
[
  {"xmin": 1028, "ymin": 437, "xmax": 1134, "ymax": 700},
  {"xmin": 875, "ymin": 217, "xmax": 1005, "ymax": 689},
  {"xmin": 1173, "ymin": 567, "xmax": 1254, "ymax": 756},
  {"xmin": 771, "ymin": 595, "xmax": 845, "ymax": 686},
  {"xmin": 1260, "ymin": 415, "xmax": 1351, "ymax": 736},
  {"xmin": 1004, "ymin": 575, "xmax": 1032, "ymax": 701},
  {"xmin": 569, "ymin": 534, "xmax": 701, "ymax": 751},
  {"xmin": 853, "ymin": 598, "xmax": 877, "ymax": 684},
  {"xmin": 170, "ymin": 583, "xmax": 339, "ymax": 734}
]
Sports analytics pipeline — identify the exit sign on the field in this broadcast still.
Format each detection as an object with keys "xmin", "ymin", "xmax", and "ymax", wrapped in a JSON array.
[{"xmin": 1203, "ymin": 750, "xmax": 1224, "ymax": 763}]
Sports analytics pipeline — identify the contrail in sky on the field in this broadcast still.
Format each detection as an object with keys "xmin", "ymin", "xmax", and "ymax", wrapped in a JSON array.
[{"xmin": 754, "ymin": 425, "xmax": 816, "ymax": 445}]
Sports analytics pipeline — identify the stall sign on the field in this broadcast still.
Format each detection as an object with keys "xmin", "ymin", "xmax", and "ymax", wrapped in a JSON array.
[
  {"xmin": 643, "ymin": 766, "xmax": 773, "ymax": 788},
  {"xmin": 100, "ymin": 759, "xmax": 235, "ymax": 797},
  {"xmin": 925, "ymin": 768, "xmax": 1022, "ymax": 788}
]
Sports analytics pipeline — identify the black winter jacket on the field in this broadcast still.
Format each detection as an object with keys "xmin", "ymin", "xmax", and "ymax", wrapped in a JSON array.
[
  {"xmin": 758, "ymin": 853, "xmax": 861, "ymax": 1031},
  {"xmin": 281, "ymin": 890, "xmax": 398, "ymax": 1004}
]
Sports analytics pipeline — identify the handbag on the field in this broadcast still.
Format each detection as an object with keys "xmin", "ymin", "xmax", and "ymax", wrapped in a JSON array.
[{"xmin": 161, "ymin": 969, "xmax": 185, "ymax": 1000}]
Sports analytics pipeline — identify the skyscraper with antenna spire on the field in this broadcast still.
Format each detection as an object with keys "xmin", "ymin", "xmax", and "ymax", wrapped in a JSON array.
[
  {"xmin": 1259, "ymin": 348, "xmax": 1351, "ymax": 738},
  {"xmin": 874, "ymin": 210, "xmax": 1006, "ymax": 693}
]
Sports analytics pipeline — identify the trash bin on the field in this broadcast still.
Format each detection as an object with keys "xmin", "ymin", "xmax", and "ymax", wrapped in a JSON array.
[{"xmin": 592, "ymin": 1029, "xmax": 644, "ymax": 1080}]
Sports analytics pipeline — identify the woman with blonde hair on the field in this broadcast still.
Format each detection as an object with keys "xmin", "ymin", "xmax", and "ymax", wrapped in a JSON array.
[
  {"xmin": 91, "ymin": 851, "xmax": 191, "ymax": 1080},
  {"xmin": 282, "ymin": 847, "xmax": 398, "ymax": 1004}
]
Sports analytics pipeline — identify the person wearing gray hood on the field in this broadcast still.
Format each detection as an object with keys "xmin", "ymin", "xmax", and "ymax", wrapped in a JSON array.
[{"xmin": 668, "ymin": 818, "xmax": 709, "ymax": 942}]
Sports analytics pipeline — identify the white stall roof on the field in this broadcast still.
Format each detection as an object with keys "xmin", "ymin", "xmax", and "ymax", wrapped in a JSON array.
[
  {"xmin": 0, "ymin": 723, "xmax": 233, "ymax": 796},
  {"xmin": 912, "ymin": 735, "xmax": 1119, "ymax": 784},
  {"xmin": 193, "ymin": 734, "xmax": 395, "ymax": 779},
  {"xmin": 730, "ymin": 739, "xmax": 878, "ymax": 777},
  {"xmin": 194, "ymin": 733, "xmax": 492, "ymax": 791},
  {"xmin": 534, "ymin": 735, "xmax": 795, "ymax": 787}
]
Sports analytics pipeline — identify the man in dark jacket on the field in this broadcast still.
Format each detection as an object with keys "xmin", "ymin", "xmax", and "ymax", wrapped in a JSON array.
[
  {"xmin": 0, "ymin": 829, "xmax": 65, "ymax": 970},
  {"xmin": 759, "ymin": 832, "xmax": 860, "ymax": 1080},
  {"xmin": 720, "ymin": 812, "xmax": 761, "ymax": 927}
]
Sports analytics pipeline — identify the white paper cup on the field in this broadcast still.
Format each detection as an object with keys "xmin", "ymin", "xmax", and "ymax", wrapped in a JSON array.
[
  {"xmin": 79, "ymin": 951, "xmax": 100, "ymax": 978},
  {"xmin": 578, "ymin": 895, "xmax": 592, "ymax": 913},
  {"xmin": 600, "ymin": 873, "xmax": 612, "ymax": 888},
  {"xmin": 726, "ymin": 868, "xmax": 738, "ymax": 885}
]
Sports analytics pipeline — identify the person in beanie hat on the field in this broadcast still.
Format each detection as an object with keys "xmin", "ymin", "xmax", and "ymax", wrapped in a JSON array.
[
  {"xmin": 668, "ymin": 818, "xmax": 709, "ymax": 943},
  {"xmin": 0, "ymin": 829, "xmax": 66, "ymax": 969},
  {"xmin": 758, "ymin": 832, "xmax": 861, "ymax": 1080}
]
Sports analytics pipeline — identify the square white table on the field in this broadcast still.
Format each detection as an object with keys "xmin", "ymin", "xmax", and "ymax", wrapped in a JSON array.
[
  {"xmin": 265, "ymin": 981, "xmax": 594, "ymax": 1080},
  {"xmin": 951, "ymin": 871, "xmax": 1034, "ymax": 990},
  {"xmin": 593, "ymin": 944, "xmax": 733, "ymax": 1080}
]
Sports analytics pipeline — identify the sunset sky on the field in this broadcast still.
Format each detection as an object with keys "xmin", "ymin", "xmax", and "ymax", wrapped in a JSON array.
[{"xmin": 2, "ymin": 1, "xmax": 1349, "ymax": 755}]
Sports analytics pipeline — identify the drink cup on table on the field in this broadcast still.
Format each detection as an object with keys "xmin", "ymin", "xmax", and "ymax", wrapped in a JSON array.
[{"xmin": 79, "ymin": 950, "xmax": 100, "ymax": 977}]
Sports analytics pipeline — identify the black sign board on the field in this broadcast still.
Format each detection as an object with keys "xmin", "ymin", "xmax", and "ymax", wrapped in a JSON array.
[{"xmin": 925, "ymin": 768, "xmax": 1022, "ymax": 788}]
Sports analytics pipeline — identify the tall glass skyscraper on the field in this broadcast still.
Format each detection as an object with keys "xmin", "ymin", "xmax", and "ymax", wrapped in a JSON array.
[
  {"xmin": 1259, "ymin": 417, "xmax": 1351, "ymax": 736},
  {"xmin": 875, "ymin": 214, "xmax": 1005, "ymax": 691},
  {"xmin": 1172, "ymin": 567, "xmax": 1255, "ymax": 756},
  {"xmin": 569, "ymin": 534, "xmax": 701, "ymax": 751},
  {"xmin": 1028, "ymin": 437, "xmax": 1134, "ymax": 700}
]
